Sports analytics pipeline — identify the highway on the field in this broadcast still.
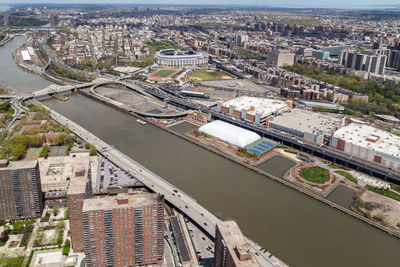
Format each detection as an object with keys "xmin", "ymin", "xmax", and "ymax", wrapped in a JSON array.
[
  {"xmin": 132, "ymin": 80, "xmax": 400, "ymax": 185},
  {"xmin": 39, "ymin": 102, "xmax": 285, "ymax": 267}
]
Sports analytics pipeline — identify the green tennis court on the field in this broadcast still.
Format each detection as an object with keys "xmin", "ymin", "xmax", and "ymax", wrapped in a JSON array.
[
  {"xmin": 24, "ymin": 148, "xmax": 43, "ymax": 161},
  {"xmin": 49, "ymin": 145, "xmax": 67, "ymax": 157}
]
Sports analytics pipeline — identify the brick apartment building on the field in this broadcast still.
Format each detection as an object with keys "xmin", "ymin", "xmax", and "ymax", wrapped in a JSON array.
[
  {"xmin": 82, "ymin": 193, "xmax": 164, "ymax": 267},
  {"xmin": 215, "ymin": 221, "xmax": 259, "ymax": 267},
  {"xmin": 0, "ymin": 160, "xmax": 43, "ymax": 221},
  {"xmin": 67, "ymin": 159, "xmax": 93, "ymax": 252}
]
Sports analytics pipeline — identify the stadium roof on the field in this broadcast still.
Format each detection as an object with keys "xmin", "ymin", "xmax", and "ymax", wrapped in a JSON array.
[{"xmin": 199, "ymin": 120, "xmax": 261, "ymax": 147}]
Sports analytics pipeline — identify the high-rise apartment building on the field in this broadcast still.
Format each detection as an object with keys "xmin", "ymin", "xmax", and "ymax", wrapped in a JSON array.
[
  {"xmin": 234, "ymin": 33, "xmax": 249, "ymax": 46},
  {"xmin": 82, "ymin": 193, "xmax": 164, "ymax": 267},
  {"xmin": 67, "ymin": 155, "xmax": 93, "ymax": 252},
  {"xmin": 0, "ymin": 160, "xmax": 43, "ymax": 221},
  {"xmin": 338, "ymin": 50, "xmax": 387, "ymax": 74},
  {"xmin": 215, "ymin": 221, "xmax": 259, "ymax": 267},
  {"xmin": 266, "ymin": 50, "xmax": 295, "ymax": 68},
  {"xmin": 50, "ymin": 13, "xmax": 59, "ymax": 27}
]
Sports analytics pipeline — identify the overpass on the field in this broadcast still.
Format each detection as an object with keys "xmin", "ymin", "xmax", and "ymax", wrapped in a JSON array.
[
  {"xmin": 132, "ymin": 81, "xmax": 400, "ymax": 185},
  {"xmin": 30, "ymin": 79, "xmax": 190, "ymax": 118},
  {"xmin": 30, "ymin": 99, "xmax": 284, "ymax": 267}
]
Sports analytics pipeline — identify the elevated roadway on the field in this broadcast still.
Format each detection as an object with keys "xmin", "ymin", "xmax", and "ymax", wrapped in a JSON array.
[
  {"xmin": 33, "ymin": 100, "xmax": 284, "ymax": 267},
  {"xmin": 136, "ymin": 81, "xmax": 400, "ymax": 185}
]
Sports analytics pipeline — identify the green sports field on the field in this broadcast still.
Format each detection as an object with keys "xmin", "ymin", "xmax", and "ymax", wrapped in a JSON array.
[
  {"xmin": 151, "ymin": 69, "xmax": 177, "ymax": 77},
  {"xmin": 49, "ymin": 145, "xmax": 67, "ymax": 157},
  {"xmin": 24, "ymin": 148, "xmax": 43, "ymax": 161}
]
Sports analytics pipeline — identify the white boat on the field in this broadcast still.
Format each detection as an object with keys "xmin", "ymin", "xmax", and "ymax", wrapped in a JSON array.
[{"xmin": 136, "ymin": 119, "xmax": 147, "ymax": 125}]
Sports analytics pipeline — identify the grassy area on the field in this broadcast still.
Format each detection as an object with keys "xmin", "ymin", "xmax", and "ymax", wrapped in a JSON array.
[
  {"xmin": 391, "ymin": 184, "xmax": 400, "ymax": 193},
  {"xmin": 41, "ymin": 211, "xmax": 50, "ymax": 223},
  {"xmin": 299, "ymin": 166, "xmax": 330, "ymax": 184},
  {"xmin": 71, "ymin": 59, "xmax": 94, "ymax": 72},
  {"xmin": 0, "ymin": 256, "xmax": 25, "ymax": 267},
  {"xmin": 276, "ymin": 18, "xmax": 319, "ymax": 26},
  {"xmin": 237, "ymin": 147, "xmax": 258, "ymax": 158},
  {"xmin": 49, "ymin": 63, "xmax": 93, "ymax": 82},
  {"xmin": 130, "ymin": 57, "xmax": 153, "ymax": 68},
  {"xmin": 0, "ymin": 87, "xmax": 8, "ymax": 95},
  {"xmin": 0, "ymin": 105, "xmax": 73, "ymax": 160},
  {"xmin": 283, "ymin": 64, "xmax": 400, "ymax": 117},
  {"xmin": 145, "ymin": 41, "xmax": 182, "ymax": 52},
  {"xmin": 335, "ymin": 170, "xmax": 358, "ymax": 184},
  {"xmin": 327, "ymin": 162, "xmax": 349, "ymax": 170},
  {"xmin": 366, "ymin": 185, "xmax": 400, "ymax": 202},
  {"xmin": 151, "ymin": 69, "xmax": 177, "ymax": 77},
  {"xmin": 188, "ymin": 70, "xmax": 233, "ymax": 81},
  {"xmin": 233, "ymin": 48, "xmax": 267, "ymax": 60}
]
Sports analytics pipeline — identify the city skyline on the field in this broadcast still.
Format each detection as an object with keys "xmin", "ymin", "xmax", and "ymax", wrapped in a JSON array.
[{"xmin": 1, "ymin": 0, "xmax": 400, "ymax": 9}]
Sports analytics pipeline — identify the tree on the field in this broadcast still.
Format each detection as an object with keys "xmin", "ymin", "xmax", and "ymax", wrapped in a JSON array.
[
  {"xmin": 89, "ymin": 146, "xmax": 97, "ymax": 156},
  {"xmin": 62, "ymin": 239, "xmax": 71, "ymax": 255},
  {"xmin": 11, "ymin": 144, "xmax": 26, "ymax": 160},
  {"xmin": 52, "ymin": 205, "xmax": 60, "ymax": 216}
]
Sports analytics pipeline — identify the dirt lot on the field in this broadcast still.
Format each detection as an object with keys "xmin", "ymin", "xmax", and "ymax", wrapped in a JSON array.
[{"xmin": 361, "ymin": 190, "xmax": 400, "ymax": 231}]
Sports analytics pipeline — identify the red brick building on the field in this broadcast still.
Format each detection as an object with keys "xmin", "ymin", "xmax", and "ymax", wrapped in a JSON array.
[{"xmin": 82, "ymin": 193, "xmax": 164, "ymax": 267}]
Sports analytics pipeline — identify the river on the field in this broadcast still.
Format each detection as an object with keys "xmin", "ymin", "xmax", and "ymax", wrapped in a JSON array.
[{"xmin": 2, "ymin": 35, "xmax": 399, "ymax": 267}]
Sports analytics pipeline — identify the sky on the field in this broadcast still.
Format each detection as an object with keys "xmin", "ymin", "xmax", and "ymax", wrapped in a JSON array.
[{"xmin": 0, "ymin": 0, "xmax": 398, "ymax": 9}]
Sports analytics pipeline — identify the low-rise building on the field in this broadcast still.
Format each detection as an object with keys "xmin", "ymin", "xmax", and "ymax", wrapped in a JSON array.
[
  {"xmin": 270, "ymin": 109, "xmax": 344, "ymax": 144},
  {"xmin": 331, "ymin": 123, "xmax": 400, "ymax": 170},
  {"xmin": 39, "ymin": 152, "xmax": 98, "ymax": 193},
  {"xmin": 217, "ymin": 96, "xmax": 289, "ymax": 125}
]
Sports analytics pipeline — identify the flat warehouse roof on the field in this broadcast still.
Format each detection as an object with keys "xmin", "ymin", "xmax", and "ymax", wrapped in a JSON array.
[
  {"xmin": 271, "ymin": 109, "xmax": 343, "ymax": 134},
  {"xmin": 223, "ymin": 96, "xmax": 287, "ymax": 117},
  {"xmin": 333, "ymin": 123, "xmax": 400, "ymax": 158}
]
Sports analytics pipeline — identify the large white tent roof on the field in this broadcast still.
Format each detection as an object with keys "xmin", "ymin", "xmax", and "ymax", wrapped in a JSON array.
[{"xmin": 199, "ymin": 120, "xmax": 261, "ymax": 148}]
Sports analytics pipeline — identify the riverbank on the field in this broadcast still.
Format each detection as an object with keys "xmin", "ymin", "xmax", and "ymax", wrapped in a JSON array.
[
  {"xmin": 78, "ymin": 84, "xmax": 400, "ymax": 239},
  {"xmin": 0, "ymin": 34, "xmax": 14, "ymax": 47},
  {"xmin": 4, "ymin": 35, "xmax": 400, "ymax": 267}
]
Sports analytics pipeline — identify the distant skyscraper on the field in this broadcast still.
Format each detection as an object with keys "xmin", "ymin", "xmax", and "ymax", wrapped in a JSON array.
[
  {"xmin": 82, "ymin": 193, "xmax": 164, "ymax": 267},
  {"xmin": 3, "ymin": 14, "xmax": 10, "ymax": 26},
  {"xmin": 215, "ymin": 221, "xmax": 260, "ymax": 267},
  {"xmin": 50, "ymin": 13, "xmax": 59, "ymax": 27},
  {"xmin": 0, "ymin": 160, "xmax": 43, "ymax": 221},
  {"xmin": 234, "ymin": 33, "xmax": 248, "ymax": 46}
]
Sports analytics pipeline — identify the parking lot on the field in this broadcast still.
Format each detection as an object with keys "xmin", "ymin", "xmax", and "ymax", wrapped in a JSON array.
[
  {"xmin": 185, "ymin": 219, "xmax": 215, "ymax": 267},
  {"xmin": 98, "ymin": 157, "xmax": 140, "ymax": 191}
]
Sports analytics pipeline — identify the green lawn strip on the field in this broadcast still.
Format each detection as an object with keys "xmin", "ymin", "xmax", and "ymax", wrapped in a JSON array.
[
  {"xmin": 298, "ymin": 166, "xmax": 330, "ymax": 184},
  {"xmin": 0, "ymin": 256, "xmax": 25, "ymax": 267},
  {"xmin": 366, "ymin": 185, "xmax": 400, "ymax": 202},
  {"xmin": 327, "ymin": 162, "xmax": 349, "ymax": 170},
  {"xmin": 334, "ymin": 170, "xmax": 357, "ymax": 184},
  {"xmin": 390, "ymin": 184, "xmax": 400, "ymax": 193}
]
